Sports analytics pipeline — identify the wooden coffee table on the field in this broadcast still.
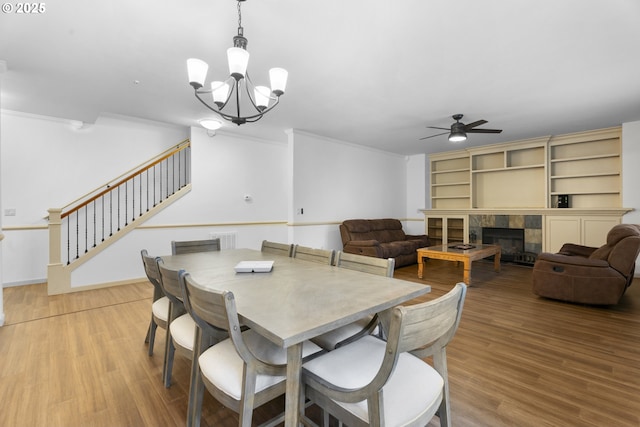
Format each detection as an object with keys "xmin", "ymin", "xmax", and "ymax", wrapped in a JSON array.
[{"xmin": 417, "ymin": 244, "xmax": 501, "ymax": 285}]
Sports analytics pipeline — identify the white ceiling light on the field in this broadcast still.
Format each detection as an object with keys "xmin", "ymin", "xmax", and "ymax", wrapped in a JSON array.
[
  {"xmin": 187, "ymin": 0, "xmax": 288, "ymax": 126},
  {"xmin": 198, "ymin": 119, "xmax": 223, "ymax": 130}
]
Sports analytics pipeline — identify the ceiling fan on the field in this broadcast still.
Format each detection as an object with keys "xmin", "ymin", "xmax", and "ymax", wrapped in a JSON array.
[{"xmin": 420, "ymin": 114, "xmax": 502, "ymax": 142}]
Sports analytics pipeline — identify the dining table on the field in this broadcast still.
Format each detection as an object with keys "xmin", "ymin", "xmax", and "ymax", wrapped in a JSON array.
[{"xmin": 159, "ymin": 248, "xmax": 431, "ymax": 427}]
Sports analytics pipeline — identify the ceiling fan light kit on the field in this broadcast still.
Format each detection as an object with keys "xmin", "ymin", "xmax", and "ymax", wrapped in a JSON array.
[
  {"xmin": 187, "ymin": 0, "xmax": 288, "ymax": 126},
  {"xmin": 420, "ymin": 113, "xmax": 503, "ymax": 143}
]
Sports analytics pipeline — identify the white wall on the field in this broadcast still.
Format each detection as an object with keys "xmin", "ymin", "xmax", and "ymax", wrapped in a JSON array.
[{"xmin": 286, "ymin": 130, "xmax": 412, "ymax": 250}]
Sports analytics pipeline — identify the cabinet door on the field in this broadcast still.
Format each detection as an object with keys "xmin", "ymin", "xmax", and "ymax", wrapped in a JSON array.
[
  {"xmin": 582, "ymin": 217, "xmax": 620, "ymax": 247},
  {"xmin": 545, "ymin": 216, "xmax": 581, "ymax": 253}
]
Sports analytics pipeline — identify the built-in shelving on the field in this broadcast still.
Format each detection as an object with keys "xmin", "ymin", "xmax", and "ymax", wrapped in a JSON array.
[
  {"xmin": 548, "ymin": 127, "xmax": 621, "ymax": 208},
  {"xmin": 430, "ymin": 150, "xmax": 470, "ymax": 209}
]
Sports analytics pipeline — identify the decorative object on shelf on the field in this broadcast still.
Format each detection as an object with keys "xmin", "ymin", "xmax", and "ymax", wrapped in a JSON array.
[
  {"xmin": 186, "ymin": 0, "xmax": 288, "ymax": 126},
  {"xmin": 557, "ymin": 194, "xmax": 569, "ymax": 208},
  {"xmin": 420, "ymin": 114, "xmax": 502, "ymax": 142}
]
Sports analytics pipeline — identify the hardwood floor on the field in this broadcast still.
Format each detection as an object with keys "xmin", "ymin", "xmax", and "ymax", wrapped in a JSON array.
[{"xmin": 1, "ymin": 260, "xmax": 639, "ymax": 426}]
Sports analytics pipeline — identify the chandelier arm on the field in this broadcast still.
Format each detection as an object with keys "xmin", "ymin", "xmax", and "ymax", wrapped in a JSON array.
[{"xmin": 193, "ymin": 89, "xmax": 242, "ymax": 122}]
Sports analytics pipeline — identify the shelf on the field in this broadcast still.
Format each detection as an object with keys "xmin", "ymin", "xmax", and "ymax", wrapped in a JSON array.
[
  {"xmin": 550, "ymin": 153, "xmax": 619, "ymax": 163},
  {"xmin": 472, "ymin": 164, "xmax": 545, "ymax": 173},
  {"xmin": 432, "ymin": 196, "xmax": 470, "ymax": 200},
  {"xmin": 550, "ymin": 190, "xmax": 620, "ymax": 196},
  {"xmin": 551, "ymin": 172, "xmax": 620, "ymax": 179},
  {"xmin": 431, "ymin": 168, "xmax": 470, "ymax": 175},
  {"xmin": 432, "ymin": 182, "xmax": 470, "ymax": 187}
]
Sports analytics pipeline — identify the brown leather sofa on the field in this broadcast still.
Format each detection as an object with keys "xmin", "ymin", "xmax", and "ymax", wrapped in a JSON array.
[
  {"xmin": 339, "ymin": 218, "xmax": 430, "ymax": 268},
  {"xmin": 532, "ymin": 224, "xmax": 640, "ymax": 305}
]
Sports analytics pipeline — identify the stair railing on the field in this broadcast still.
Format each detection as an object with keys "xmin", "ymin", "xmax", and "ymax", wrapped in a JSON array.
[{"xmin": 49, "ymin": 139, "xmax": 191, "ymax": 266}]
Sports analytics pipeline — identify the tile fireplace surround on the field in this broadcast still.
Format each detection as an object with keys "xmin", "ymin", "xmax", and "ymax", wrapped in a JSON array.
[{"xmin": 469, "ymin": 214, "xmax": 542, "ymax": 256}]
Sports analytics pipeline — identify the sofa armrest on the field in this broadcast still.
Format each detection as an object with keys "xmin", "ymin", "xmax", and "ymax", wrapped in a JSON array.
[
  {"xmin": 557, "ymin": 243, "xmax": 597, "ymax": 258},
  {"xmin": 536, "ymin": 252, "xmax": 609, "ymax": 268}
]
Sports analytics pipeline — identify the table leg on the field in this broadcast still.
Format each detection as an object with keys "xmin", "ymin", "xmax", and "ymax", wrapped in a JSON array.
[
  {"xmin": 494, "ymin": 249, "xmax": 502, "ymax": 272},
  {"xmin": 463, "ymin": 259, "xmax": 471, "ymax": 285},
  {"xmin": 417, "ymin": 253, "xmax": 425, "ymax": 279},
  {"xmin": 285, "ymin": 343, "xmax": 303, "ymax": 427}
]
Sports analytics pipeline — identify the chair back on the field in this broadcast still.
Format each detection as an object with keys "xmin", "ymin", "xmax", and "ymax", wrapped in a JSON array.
[
  {"xmin": 589, "ymin": 224, "xmax": 640, "ymax": 279},
  {"xmin": 261, "ymin": 240, "xmax": 293, "ymax": 257},
  {"xmin": 381, "ymin": 283, "xmax": 467, "ymax": 358},
  {"xmin": 292, "ymin": 245, "xmax": 335, "ymax": 265},
  {"xmin": 171, "ymin": 238, "xmax": 221, "ymax": 255},
  {"xmin": 180, "ymin": 272, "xmax": 286, "ymax": 376},
  {"xmin": 157, "ymin": 260, "xmax": 185, "ymax": 308},
  {"xmin": 141, "ymin": 249, "xmax": 164, "ymax": 302},
  {"xmin": 335, "ymin": 251, "xmax": 395, "ymax": 277}
]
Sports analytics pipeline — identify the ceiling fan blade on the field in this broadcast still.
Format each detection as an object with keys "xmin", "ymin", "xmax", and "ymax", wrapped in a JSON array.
[
  {"xmin": 426, "ymin": 126, "xmax": 450, "ymax": 131},
  {"xmin": 464, "ymin": 120, "xmax": 488, "ymax": 130},
  {"xmin": 466, "ymin": 128, "xmax": 503, "ymax": 134},
  {"xmin": 419, "ymin": 131, "xmax": 449, "ymax": 140}
]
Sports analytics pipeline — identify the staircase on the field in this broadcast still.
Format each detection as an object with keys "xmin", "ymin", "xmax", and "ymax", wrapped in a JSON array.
[{"xmin": 47, "ymin": 140, "xmax": 191, "ymax": 294}]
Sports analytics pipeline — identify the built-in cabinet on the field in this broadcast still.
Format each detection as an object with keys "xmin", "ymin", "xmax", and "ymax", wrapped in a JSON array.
[
  {"xmin": 423, "ymin": 126, "xmax": 630, "ymax": 252},
  {"xmin": 545, "ymin": 215, "xmax": 621, "ymax": 253},
  {"xmin": 426, "ymin": 215, "xmax": 468, "ymax": 245}
]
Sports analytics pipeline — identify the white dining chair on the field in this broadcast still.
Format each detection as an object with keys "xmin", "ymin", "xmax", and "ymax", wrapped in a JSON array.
[
  {"xmin": 261, "ymin": 240, "xmax": 293, "ymax": 257},
  {"xmin": 303, "ymin": 282, "xmax": 467, "ymax": 427},
  {"xmin": 292, "ymin": 244, "xmax": 335, "ymax": 265},
  {"xmin": 141, "ymin": 249, "xmax": 169, "ymax": 357},
  {"xmin": 179, "ymin": 270, "xmax": 323, "ymax": 427},
  {"xmin": 157, "ymin": 259, "xmax": 199, "ymax": 388},
  {"xmin": 311, "ymin": 252, "xmax": 395, "ymax": 351}
]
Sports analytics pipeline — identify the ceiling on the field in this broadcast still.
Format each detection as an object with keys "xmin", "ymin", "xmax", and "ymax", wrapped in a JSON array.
[{"xmin": 1, "ymin": 0, "xmax": 640, "ymax": 156}]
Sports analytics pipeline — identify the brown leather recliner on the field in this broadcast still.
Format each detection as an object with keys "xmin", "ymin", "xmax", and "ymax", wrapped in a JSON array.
[{"xmin": 532, "ymin": 224, "xmax": 640, "ymax": 305}]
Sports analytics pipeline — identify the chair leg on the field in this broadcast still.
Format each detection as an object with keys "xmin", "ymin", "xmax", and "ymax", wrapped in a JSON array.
[
  {"xmin": 147, "ymin": 319, "xmax": 157, "ymax": 356},
  {"xmin": 164, "ymin": 338, "xmax": 175, "ymax": 388}
]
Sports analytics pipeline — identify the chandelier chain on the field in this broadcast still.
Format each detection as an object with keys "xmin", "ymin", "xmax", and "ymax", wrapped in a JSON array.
[{"xmin": 237, "ymin": 1, "xmax": 242, "ymax": 30}]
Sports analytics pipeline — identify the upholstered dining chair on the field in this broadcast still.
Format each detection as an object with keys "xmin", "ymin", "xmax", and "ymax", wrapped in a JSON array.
[
  {"xmin": 303, "ymin": 282, "xmax": 467, "ymax": 427},
  {"xmin": 292, "ymin": 244, "xmax": 335, "ymax": 265},
  {"xmin": 178, "ymin": 270, "xmax": 323, "ymax": 427},
  {"xmin": 157, "ymin": 259, "xmax": 199, "ymax": 388},
  {"xmin": 261, "ymin": 240, "xmax": 293, "ymax": 257},
  {"xmin": 310, "ymin": 252, "xmax": 395, "ymax": 351},
  {"xmin": 141, "ymin": 249, "xmax": 169, "ymax": 357},
  {"xmin": 171, "ymin": 238, "xmax": 221, "ymax": 255}
]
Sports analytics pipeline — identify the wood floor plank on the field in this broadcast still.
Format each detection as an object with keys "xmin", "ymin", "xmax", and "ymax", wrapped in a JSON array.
[{"xmin": 1, "ymin": 261, "xmax": 639, "ymax": 426}]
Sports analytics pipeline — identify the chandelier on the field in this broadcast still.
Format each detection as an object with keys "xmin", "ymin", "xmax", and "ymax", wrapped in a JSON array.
[{"xmin": 187, "ymin": 0, "xmax": 288, "ymax": 126}]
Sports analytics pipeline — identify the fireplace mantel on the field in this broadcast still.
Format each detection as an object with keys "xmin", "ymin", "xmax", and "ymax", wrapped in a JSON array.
[
  {"xmin": 420, "ymin": 208, "xmax": 633, "ymax": 217},
  {"xmin": 420, "ymin": 208, "xmax": 633, "ymax": 253}
]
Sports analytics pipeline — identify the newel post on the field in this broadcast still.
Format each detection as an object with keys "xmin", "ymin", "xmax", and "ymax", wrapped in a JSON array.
[
  {"xmin": 47, "ymin": 208, "xmax": 70, "ymax": 294},
  {"xmin": 48, "ymin": 208, "xmax": 62, "ymax": 264}
]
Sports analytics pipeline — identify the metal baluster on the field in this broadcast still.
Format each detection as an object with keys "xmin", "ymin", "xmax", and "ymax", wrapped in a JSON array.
[
  {"xmin": 93, "ymin": 200, "xmax": 97, "ymax": 248},
  {"xmin": 67, "ymin": 215, "xmax": 71, "ymax": 265},
  {"xmin": 117, "ymin": 185, "xmax": 121, "ymax": 231},
  {"xmin": 75, "ymin": 210, "xmax": 80, "ymax": 260},
  {"xmin": 84, "ymin": 205, "xmax": 88, "ymax": 253},
  {"xmin": 101, "ymin": 194, "xmax": 105, "ymax": 242},
  {"xmin": 109, "ymin": 188, "xmax": 113, "ymax": 237}
]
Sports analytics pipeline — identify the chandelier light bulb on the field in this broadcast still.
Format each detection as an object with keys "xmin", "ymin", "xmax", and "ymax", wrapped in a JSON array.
[
  {"xmin": 269, "ymin": 68, "xmax": 288, "ymax": 96},
  {"xmin": 211, "ymin": 81, "xmax": 231, "ymax": 107},
  {"xmin": 254, "ymin": 86, "xmax": 271, "ymax": 111},
  {"xmin": 227, "ymin": 47, "xmax": 250, "ymax": 80},
  {"xmin": 187, "ymin": 58, "xmax": 208, "ymax": 89}
]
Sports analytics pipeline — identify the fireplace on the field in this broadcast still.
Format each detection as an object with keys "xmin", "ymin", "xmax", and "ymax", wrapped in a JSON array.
[{"xmin": 482, "ymin": 227, "xmax": 535, "ymax": 265}]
